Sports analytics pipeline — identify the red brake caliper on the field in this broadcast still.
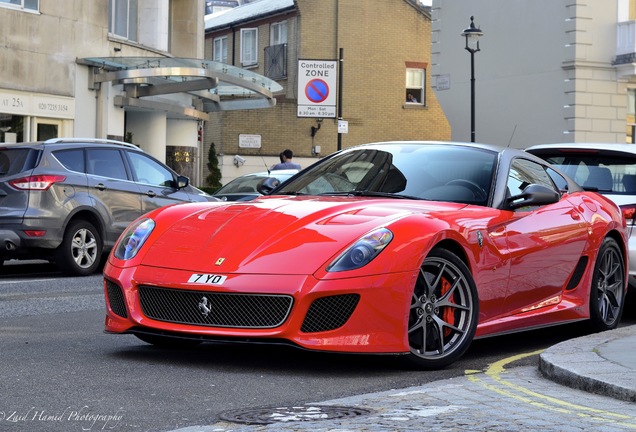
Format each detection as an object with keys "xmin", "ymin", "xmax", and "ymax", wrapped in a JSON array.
[{"xmin": 441, "ymin": 277, "xmax": 454, "ymax": 337}]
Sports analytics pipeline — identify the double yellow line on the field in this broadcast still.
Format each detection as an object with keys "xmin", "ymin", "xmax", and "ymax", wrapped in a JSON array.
[{"xmin": 466, "ymin": 350, "xmax": 636, "ymax": 428}]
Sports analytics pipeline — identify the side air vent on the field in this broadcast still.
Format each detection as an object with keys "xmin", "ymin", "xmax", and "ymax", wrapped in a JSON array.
[
  {"xmin": 566, "ymin": 256, "xmax": 589, "ymax": 290},
  {"xmin": 105, "ymin": 279, "xmax": 128, "ymax": 318}
]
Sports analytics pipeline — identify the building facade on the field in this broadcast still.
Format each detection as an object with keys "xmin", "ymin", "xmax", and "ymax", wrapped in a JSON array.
[
  {"xmin": 0, "ymin": 0, "xmax": 279, "ymax": 186},
  {"xmin": 431, "ymin": 0, "xmax": 636, "ymax": 148},
  {"xmin": 204, "ymin": 0, "xmax": 450, "ymax": 184}
]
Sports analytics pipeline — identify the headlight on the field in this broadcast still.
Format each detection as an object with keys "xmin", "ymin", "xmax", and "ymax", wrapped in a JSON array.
[
  {"xmin": 327, "ymin": 228, "xmax": 393, "ymax": 272},
  {"xmin": 114, "ymin": 218, "xmax": 155, "ymax": 260}
]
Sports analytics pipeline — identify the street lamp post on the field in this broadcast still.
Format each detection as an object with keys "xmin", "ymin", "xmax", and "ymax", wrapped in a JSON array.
[{"xmin": 461, "ymin": 16, "xmax": 483, "ymax": 143}]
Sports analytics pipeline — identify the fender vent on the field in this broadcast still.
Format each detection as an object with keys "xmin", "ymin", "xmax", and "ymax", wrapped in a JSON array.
[{"xmin": 566, "ymin": 256, "xmax": 589, "ymax": 290}]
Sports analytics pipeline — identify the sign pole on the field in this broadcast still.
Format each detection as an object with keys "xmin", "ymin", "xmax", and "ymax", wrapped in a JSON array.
[{"xmin": 337, "ymin": 48, "xmax": 343, "ymax": 151}]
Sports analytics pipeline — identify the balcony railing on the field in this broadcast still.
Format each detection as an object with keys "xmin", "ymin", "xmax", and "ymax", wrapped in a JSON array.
[
  {"xmin": 264, "ymin": 43, "xmax": 287, "ymax": 80},
  {"xmin": 615, "ymin": 20, "xmax": 636, "ymax": 64}
]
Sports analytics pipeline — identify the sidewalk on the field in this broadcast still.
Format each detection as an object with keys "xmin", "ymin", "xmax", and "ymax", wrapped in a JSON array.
[
  {"xmin": 539, "ymin": 323, "xmax": 636, "ymax": 402},
  {"xmin": 173, "ymin": 324, "xmax": 636, "ymax": 432}
]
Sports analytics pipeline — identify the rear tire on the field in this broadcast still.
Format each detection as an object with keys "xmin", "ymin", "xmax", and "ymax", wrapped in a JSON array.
[
  {"xmin": 55, "ymin": 220, "xmax": 102, "ymax": 276},
  {"xmin": 588, "ymin": 237, "xmax": 626, "ymax": 332}
]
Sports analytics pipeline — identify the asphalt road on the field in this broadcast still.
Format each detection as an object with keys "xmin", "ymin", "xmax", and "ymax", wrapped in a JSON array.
[{"xmin": 1, "ymin": 260, "xmax": 634, "ymax": 432}]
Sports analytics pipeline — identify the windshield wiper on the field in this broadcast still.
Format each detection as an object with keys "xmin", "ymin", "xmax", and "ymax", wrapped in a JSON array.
[{"xmin": 278, "ymin": 191, "xmax": 309, "ymax": 196}]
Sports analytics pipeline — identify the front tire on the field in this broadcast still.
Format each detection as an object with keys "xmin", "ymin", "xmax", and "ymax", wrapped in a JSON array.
[
  {"xmin": 55, "ymin": 220, "xmax": 102, "ymax": 276},
  {"xmin": 588, "ymin": 237, "xmax": 626, "ymax": 332},
  {"xmin": 406, "ymin": 248, "xmax": 479, "ymax": 369}
]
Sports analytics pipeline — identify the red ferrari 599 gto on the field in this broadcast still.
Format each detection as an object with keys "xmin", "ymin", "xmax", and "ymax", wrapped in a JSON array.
[{"xmin": 103, "ymin": 141, "xmax": 628, "ymax": 369}]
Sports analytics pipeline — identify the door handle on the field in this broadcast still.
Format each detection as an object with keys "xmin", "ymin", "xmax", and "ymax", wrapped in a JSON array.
[
  {"xmin": 95, "ymin": 183, "xmax": 106, "ymax": 191},
  {"xmin": 570, "ymin": 209, "xmax": 581, "ymax": 220},
  {"xmin": 145, "ymin": 190, "xmax": 157, "ymax": 197}
]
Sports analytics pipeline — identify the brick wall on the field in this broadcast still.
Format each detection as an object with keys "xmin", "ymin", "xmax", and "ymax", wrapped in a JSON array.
[{"xmin": 204, "ymin": 0, "xmax": 450, "ymax": 184}]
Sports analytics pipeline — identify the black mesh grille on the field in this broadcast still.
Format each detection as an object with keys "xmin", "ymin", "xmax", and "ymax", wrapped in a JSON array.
[
  {"xmin": 301, "ymin": 294, "xmax": 360, "ymax": 333},
  {"xmin": 105, "ymin": 279, "xmax": 128, "ymax": 318},
  {"xmin": 138, "ymin": 286, "xmax": 293, "ymax": 328}
]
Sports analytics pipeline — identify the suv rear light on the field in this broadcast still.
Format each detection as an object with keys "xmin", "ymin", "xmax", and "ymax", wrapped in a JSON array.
[
  {"xmin": 8, "ymin": 175, "xmax": 66, "ymax": 191},
  {"xmin": 620, "ymin": 204, "xmax": 636, "ymax": 225},
  {"xmin": 24, "ymin": 230, "xmax": 46, "ymax": 237}
]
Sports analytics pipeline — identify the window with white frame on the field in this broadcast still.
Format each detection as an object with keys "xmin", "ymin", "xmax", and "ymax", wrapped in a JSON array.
[
  {"xmin": 213, "ymin": 36, "xmax": 228, "ymax": 63},
  {"xmin": 270, "ymin": 21, "xmax": 287, "ymax": 45},
  {"xmin": 405, "ymin": 68, "xmax": 425, "ymax": 105},
  {"xmin": 109, "ymin": 0, "xmax": 138, "ymax": 42},
  {"xmin": 0, "ymin": 0, "xmax": 38, "ymax": 11},
  {"xmin": 241, "ymin": 28, "xmax": 258, "ymax": 66}
]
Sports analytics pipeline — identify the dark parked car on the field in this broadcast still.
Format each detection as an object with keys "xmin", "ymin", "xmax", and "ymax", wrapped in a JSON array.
[
  {"xmin": 213, "ymin": 169, "xmax": 298, "ymax": 201},
  {"xmin": 0, "ymin": 138, "xmax": 216, "ymax": 275}
]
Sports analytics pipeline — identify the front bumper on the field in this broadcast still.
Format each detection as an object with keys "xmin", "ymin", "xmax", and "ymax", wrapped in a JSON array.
[{"xmin": 103, "ymin": 263, "xmax": 417, "ymax": 354}]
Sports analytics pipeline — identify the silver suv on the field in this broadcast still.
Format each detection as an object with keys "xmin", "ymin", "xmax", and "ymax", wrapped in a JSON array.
[{"xmin": 0, "ymin": 138, "xmax": 216, "ymax": 275}]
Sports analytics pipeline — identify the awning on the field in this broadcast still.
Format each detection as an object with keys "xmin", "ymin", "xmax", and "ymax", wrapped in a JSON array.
[{"xmin": 78, "ymin": 57, "xmax": 284, "ymax": 120}]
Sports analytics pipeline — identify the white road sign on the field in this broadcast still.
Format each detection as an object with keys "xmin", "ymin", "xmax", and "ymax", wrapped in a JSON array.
[{"xmin": 297, "ymin": 59, "xmax": 337, "ymax": 118}]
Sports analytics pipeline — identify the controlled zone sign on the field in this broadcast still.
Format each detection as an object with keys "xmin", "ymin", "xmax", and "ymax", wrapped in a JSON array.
[{"xmin": 297, "ymin": 60, "xmax": 337, "ymax": 118}]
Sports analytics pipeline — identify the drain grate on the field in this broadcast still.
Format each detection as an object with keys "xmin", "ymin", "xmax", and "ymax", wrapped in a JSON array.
[{"xmin": 219, "ymin": 405, "xmax": 373, "ymax": 425}]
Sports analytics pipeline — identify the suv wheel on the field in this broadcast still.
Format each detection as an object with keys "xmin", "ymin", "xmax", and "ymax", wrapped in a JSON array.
[{"xmin": 55, "ymin": 220, "xmax": 102, "ymax": 276}]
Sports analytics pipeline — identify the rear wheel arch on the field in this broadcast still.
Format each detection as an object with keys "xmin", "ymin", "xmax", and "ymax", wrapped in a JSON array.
[{"xmin": 63, "ymin": 208, "xmax": 107, "ymax": 249}]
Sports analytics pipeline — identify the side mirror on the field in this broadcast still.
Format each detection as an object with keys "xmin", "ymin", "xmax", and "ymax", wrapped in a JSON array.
[
  {"xmin": 176, "ymin": 175, "xmax": 190, "ymax": 189},
  {"xmin": 256, "ymin": 177, "xmax": 280, "ymax": 195},
  {"xmin": 507, "ymin": 183, "xmax": 560, "ymax": 210}
]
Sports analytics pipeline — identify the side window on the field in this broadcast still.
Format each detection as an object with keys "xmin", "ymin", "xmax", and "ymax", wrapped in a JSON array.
[
  {"xmin": 270, "ymin": 21, "xmax": 287, "ymax": 45},
  {"xmin": 507, "ymin": 158, "xmax": 557, "ymax": 197},
  {"xmin": 86, "ymin": 149, "xmax": 129, "ymax": 180},
  {"xmin": 0, "ymin": 0, "xmax": 38, "ymax": 12},
  {"xmin": 213, "ymin": 36, "xmax": 228, "ymax": 63},
  {"xmin": 406, "ymin": 68, "xmax": 425, "ymax": 105},
  {"xmin": 109, "ymin": 0, "xmax": 138, "ymax": 42},
  {"xmin": 241, "ymin": 28, "xmax": 258, "ymax": 66},
  {"xmin": 53, "ymin": 149, "xmax": 84, "ymax": 173},
  {"xmin": 127, "ymin": 152, "xmax": 175, "ymax": 187},
  {"xmin": 546, "ymin": 167, "xmax": 568, "ymax": 192}
]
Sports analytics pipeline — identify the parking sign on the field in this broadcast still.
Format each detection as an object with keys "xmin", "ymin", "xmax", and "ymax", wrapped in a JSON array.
[{"xmin": 297, "ymin": 60, "xmax": 337, "ymax": 118}]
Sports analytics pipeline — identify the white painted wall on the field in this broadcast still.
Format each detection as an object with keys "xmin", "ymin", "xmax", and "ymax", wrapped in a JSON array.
[
  {"xmin": 431, "ymin": 0, "xmax": 625, "ymax": 148},
  {"xmin": 126, "ymin": 111, "xmax": 167, "ymax": 162}
]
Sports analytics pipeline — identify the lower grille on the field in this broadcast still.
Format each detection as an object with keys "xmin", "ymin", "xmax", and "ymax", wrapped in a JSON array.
[
  {"xmin": 301, "ymin": 294, "xmax": 360, "ymax": 333},
  {"xmin": 138, "ymin": 285, "xmax": 293, "ymax": 328},
  {"xmin": 106, "ymin": 279, "xmax": 128, "ymax": 318}
]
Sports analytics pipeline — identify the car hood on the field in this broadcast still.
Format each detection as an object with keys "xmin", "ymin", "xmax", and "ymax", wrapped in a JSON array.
[{"xmin": 141, "ymin": 196, "xmax": 467, "ymax": 274}]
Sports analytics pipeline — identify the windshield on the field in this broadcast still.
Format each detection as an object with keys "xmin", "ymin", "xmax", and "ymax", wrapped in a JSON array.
[
  {"xmin": 277, "ymin": 143, "xmax": 497, "ymax": 206},
  {"xmin": 216, "ymin": 172, "xmax": 295, "ymax": 194}
]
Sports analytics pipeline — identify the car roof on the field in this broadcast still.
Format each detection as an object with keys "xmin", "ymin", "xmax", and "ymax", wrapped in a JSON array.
[
  {"xmin": 355, "ymin": 140, "xmax": 507, "ymax": 153},
  {"xmin": 0, "ymin": 138, "xmax": 141, "ymax": 151},
  {"xmin": 526, "ymin": 142, "xmax": 636, "ymax": 155}
]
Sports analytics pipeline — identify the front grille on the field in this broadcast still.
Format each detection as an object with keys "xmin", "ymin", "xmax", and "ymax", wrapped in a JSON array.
[
  {"xmin": 105, "ymin": 279, "xmax": 128, "ymax": 318},
  {"xmin": 138, "ymin": 285, "xmax": 293, "ymax": 328},
  {"xmin": 301, "ymin": 294, "xmax": 360, "ymax": 333}
]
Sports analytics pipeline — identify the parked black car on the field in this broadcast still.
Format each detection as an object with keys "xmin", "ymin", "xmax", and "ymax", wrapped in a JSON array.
[{"xmin": 0, "ymin": 138, "xmax": 216, "ymax": 275}]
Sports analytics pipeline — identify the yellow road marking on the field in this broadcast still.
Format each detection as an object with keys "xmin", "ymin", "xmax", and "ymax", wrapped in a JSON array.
[{"xmin": 465, "ymin": 350, "xmax": 636, "ymax": 428}]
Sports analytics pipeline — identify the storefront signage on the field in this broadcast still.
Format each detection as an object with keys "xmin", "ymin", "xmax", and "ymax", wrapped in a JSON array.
[{"xmin": 0, "ymin": 90, "xmax": 75, "ymax": 119}]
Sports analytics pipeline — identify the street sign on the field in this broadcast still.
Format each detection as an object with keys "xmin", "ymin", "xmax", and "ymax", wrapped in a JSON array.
[
  {"xmin": 338, "ymin": 120, "xmax": 348, "ymax": 134},
  {"xmin": 297, "ymin": 60, "xmax": 337, "ymax": 118}
]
